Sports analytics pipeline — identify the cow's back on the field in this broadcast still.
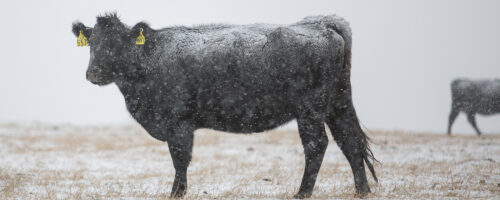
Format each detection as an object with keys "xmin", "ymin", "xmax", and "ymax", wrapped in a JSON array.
[
  {"xmin": 153, "ymin": 17, "xmax": 345, "ymax": 97},
  {"xmin": 157, "ymin": 22, "xmax": 338, "ymax": 63},
  {"xmin": 451, "ymin": 79, "xmax": 500, "ymax": 115}
]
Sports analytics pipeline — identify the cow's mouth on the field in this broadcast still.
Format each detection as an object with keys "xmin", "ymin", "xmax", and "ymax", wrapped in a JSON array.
[{"xmin": 87, "ymin": 72, "xmax": 113, "ymax": 86}]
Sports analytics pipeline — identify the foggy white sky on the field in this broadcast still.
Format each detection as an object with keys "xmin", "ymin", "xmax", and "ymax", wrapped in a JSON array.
[{"xmin": 0, "ymin": 0, "xmax": 499, "ymax": 134}]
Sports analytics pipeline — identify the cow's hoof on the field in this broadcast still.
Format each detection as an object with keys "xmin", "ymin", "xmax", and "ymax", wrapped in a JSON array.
[
  {"xmin": 354, "ymin": 185, "xmax": 371, "ymax": 198},
  {"xmin": 293, "ymin": 192, "xmax": 312, "ymax": 199},
  {"xmin": 354, "ymin": 189, "xmax": 370, "ymax": 198},
  {"xmin": 169, "ymin": 194, "xmax": 184, "ymax": 199},
  {"xmin": 169, "ymin": 191, "xmax": 186, "ymax": 199},
  {"xmin": 354, "ymin": 192, "xmax": 368, "ymax": 198}
]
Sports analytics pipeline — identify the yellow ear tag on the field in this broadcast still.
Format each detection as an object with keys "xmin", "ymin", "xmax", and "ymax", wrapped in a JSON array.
[
  {"xmin": 77, "ymin": 30, "xmax": 88, "ymax": 47},
  {"xmin": 136, "ymin": 28, "xmax": 145, "ymax": 45}
]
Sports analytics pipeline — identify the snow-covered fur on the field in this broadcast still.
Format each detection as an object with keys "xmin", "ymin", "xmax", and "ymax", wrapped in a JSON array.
[
  {"xmin": 447, "ymin": 78, "xmax": 500, "ymax": 135},
  {"xmin": 72, "ymin": 13, "xmax": 376, "ymax": 198}
]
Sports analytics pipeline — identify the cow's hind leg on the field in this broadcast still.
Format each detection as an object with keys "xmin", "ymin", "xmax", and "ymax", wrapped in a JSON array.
[
  {"xmin": 447, "ymin": 107, "xmax": 460, "ymax": 135},
  {"xmin": 326, "ymin": 101, "xmax": 377, "ymax": 197},
  {"xmin": 293, "ymin": 116, "xmax": 329, "ymax": 199},
  {"xmin": 466, "ymin": 113, "xmax": 482, "ymax": 135}
]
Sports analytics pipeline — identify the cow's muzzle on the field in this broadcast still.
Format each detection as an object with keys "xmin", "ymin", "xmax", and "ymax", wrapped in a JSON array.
[
  {"xmin": 86, "ymin": 66, "xmax": 111, "ymax": 85},
  {"xmin": 86, "ymin": 70, "xmax": 99, "ymax": 83}
]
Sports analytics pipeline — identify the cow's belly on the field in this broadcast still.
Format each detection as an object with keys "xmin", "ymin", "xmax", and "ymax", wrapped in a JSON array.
[
  {"xmin": 458, "ymin": 99, "xmax": 500, "ymax": 115},
  {"xmin": 195, "ymin": 93, "xmax": 296, "ymax": 133},
  {"xmin": 475, "ymin": 104, "xmax": 500, "ymax": 115}
]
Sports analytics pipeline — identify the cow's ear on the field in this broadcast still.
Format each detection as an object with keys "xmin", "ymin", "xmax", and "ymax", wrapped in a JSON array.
[
  {"xmin": 72, "ymin": 22, "xmax": 92, "ymax": 38},
  {"xmin": 130, "ymin": 22, "xmax": 153, "ymax": 43},
  {"xmin": 130, "ymin": 22, "xmax": 156, "ymax": 55}
]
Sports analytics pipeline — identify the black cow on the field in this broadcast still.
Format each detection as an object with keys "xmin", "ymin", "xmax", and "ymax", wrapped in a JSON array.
[
  {"xmin": 447, "ymin": 78, "xmax": 500, "ymax": 135},
  {"xmin": 72, "ymin": 13, "xmax": 377, "ymax": 198}
]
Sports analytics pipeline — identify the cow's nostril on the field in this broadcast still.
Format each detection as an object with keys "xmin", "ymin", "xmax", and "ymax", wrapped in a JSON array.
[{"xmin": 86, "ymin": 71, "xmax": 99, "ymax": 82}]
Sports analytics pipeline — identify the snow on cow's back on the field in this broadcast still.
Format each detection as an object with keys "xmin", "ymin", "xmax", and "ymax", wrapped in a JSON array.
[
  {"xmin": 480, "ymin": 79, "xmax": 500, "ymax": 96},
  {"xmin": 295, "ymin": 14, "xmax": 351, "ymax": 32},
  {"xmin": 156, "ymin": 23, "xmax": 274, "ymax": 59},
  {"xmin": 453, "ymin": 78, "xmax": 472, "ymax": 89},
  {"xmin": 155, "ymin": 15, "xmax": 348, "ymax": 59},
  {"xmin": 451, "ymin": 78, "xmax": 500, "ymax": 98}
]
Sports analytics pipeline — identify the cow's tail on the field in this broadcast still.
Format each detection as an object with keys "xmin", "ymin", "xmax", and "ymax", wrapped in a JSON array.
[{"xmin": 320, "ymin": 15, "xmax": 378, "ymax": 182}]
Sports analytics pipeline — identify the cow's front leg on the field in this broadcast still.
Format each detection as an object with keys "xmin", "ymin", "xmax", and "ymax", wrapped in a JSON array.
[{"xmin": 166, "ymin": 123, "xmax": 195, "ymax": 198}]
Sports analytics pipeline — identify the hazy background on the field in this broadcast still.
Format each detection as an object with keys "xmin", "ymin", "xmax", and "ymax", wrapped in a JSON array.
[{"xmin": 0, "ymin": 0, "xmax": 499, "ymax": 134}]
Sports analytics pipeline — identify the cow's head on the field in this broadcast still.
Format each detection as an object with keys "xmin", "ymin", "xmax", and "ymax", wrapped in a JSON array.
[{"xmin": 72, "ymin": 13, "xmax": 153, "ymax": 86}]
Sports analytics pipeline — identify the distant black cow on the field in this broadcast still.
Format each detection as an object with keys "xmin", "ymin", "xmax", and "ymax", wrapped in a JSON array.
[
  {"xmin": 447, "ymin": 78, "xmax": 500, "ymax": 135},
  {"xmin": 72, "ymin": 13, "xmax": 377, "ymax": 198}
]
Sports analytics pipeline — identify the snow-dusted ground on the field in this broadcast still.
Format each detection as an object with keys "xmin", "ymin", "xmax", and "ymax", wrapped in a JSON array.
[{"xmin": 0, "ymin": 123, "xmax": 499, "ymax": 199}]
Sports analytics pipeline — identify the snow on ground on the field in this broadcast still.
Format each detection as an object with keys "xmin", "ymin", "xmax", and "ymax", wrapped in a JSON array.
[{"xmin": 0, "ymin": 123, "xmax": 499, "ymax": 199}]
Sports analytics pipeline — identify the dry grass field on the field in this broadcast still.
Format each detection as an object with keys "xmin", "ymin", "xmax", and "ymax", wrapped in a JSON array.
[{"xmin": 0, "ymin": 123, "xmax": 499, "ymax": 199}]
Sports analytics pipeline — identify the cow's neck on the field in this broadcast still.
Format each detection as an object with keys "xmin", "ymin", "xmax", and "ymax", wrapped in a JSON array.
[
  {"xmin": 115, "ymin": 79, "xmax": 139, "ymax": 99},
  {"xmin": 114, "ymin": 73, "xmax": 152, "ymax": 112},
  {"xmin": 113, "ymin": 62, "xmax": 148, "ymax": 97}
]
